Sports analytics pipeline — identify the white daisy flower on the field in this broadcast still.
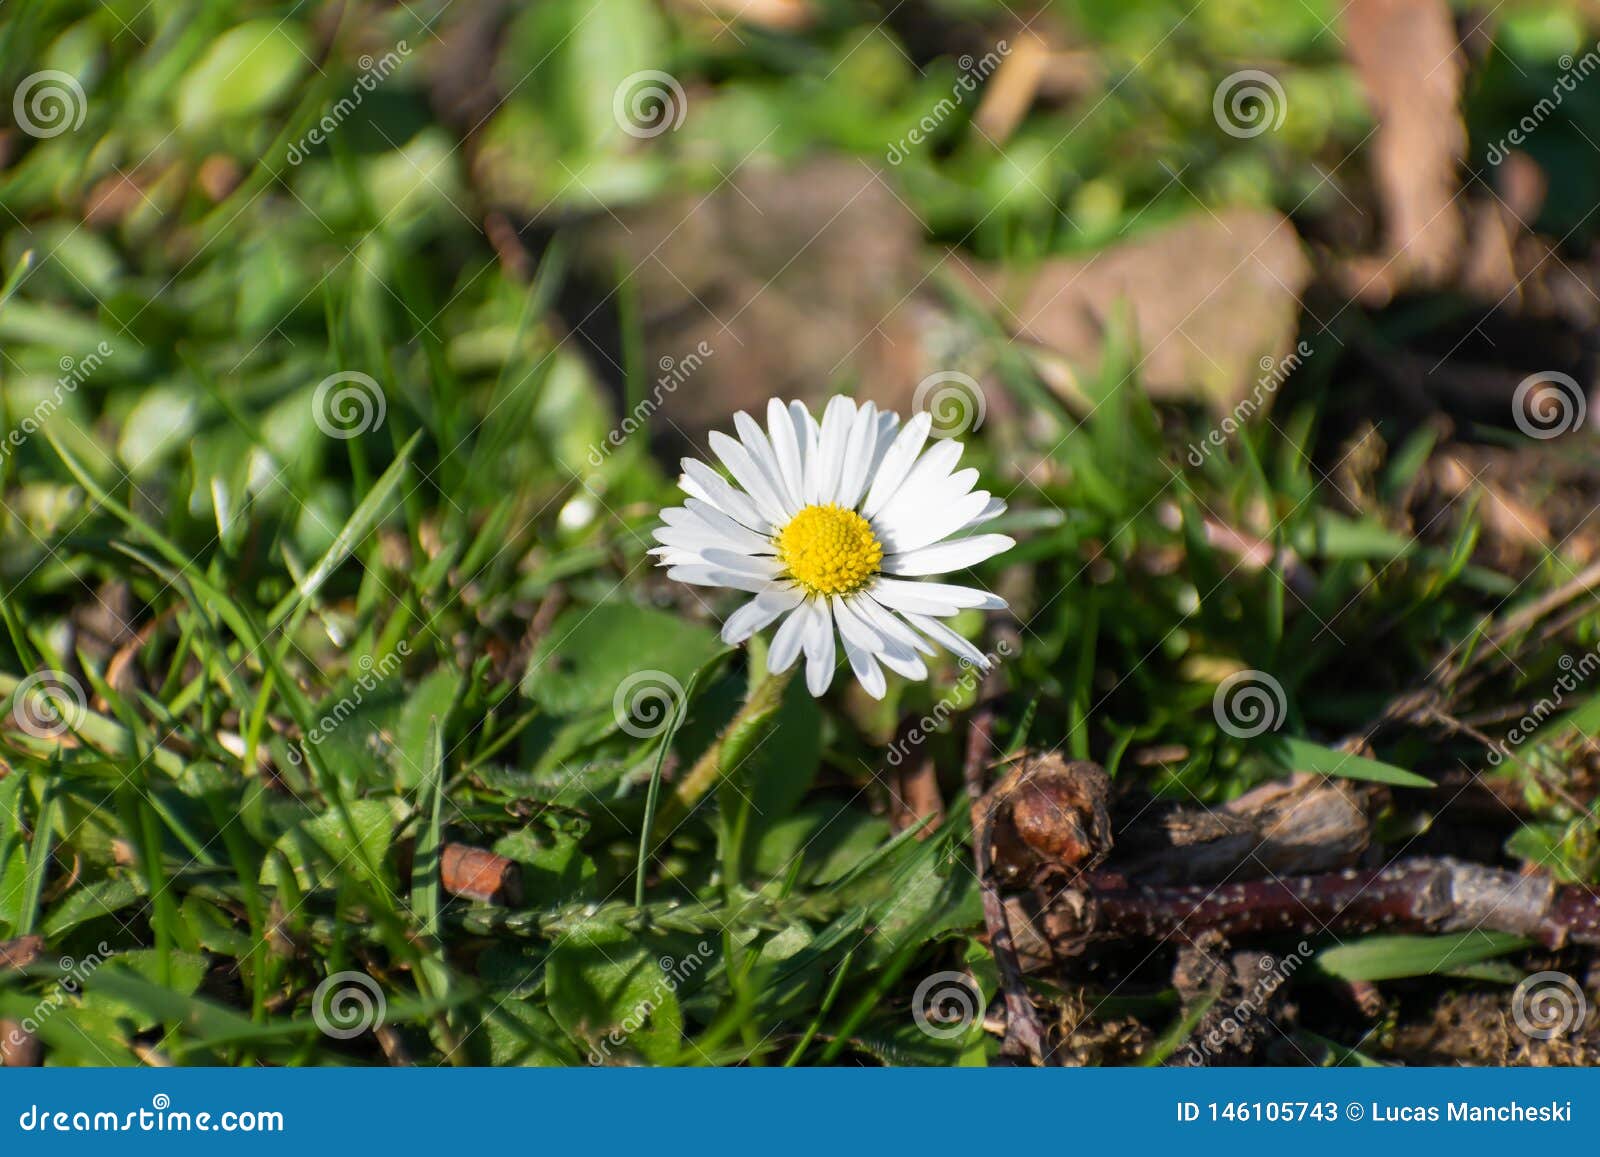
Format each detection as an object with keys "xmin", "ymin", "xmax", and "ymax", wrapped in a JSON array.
[{"xmin": 650, "ymin": 396, "xmax": 1014, "ymax": 699}]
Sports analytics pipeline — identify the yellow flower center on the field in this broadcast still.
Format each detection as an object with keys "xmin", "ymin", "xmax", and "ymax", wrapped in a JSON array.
[{"xmin": 775, "ymin": 504, "xmax": 883, "ymax": 597}]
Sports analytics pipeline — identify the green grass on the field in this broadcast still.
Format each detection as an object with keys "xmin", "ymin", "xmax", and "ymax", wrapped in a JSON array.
[{"xmin": 0, "ymin": 0, "xmax": 1596, "ymax": 1067}]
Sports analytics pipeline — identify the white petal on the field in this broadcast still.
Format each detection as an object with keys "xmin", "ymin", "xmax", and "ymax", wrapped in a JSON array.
[
  {"xmin": 734, "ymin": 411, "xmax": 800, "ymax": 513},
  {"xmin": 876, "ymin": 649, "xmax": 927, "ymax": 681},
  {"xmin": 677, "ymin": 499, "xmax": 775, "ymax": 555},
  {"xmin": 681, "ymin": 459, "xmax": 770, "ymax": 533},
  {"xmin": 800, "ymin": 598, "xmax": 836, "ymax": 696},
  {"xmin": 792, "ymin": 401, "xmax": 820, "ymax": 497},
  {"xmin": 903, "ymin": 611, "xmax": 990, "ymax": 668},
  {"xmin": 853, "ymin": 597, "xmax": 936, "ymax": 658},
  {"xmin": 871, "ymin": 577, "xmax": 1006, "ymax": 616},
  {"xmin": 768, "ymin": 604, "xmax": 810, "ymax": 673},
  {"xmin": 809, "ymin": 396, "xmax": 856, "ymax": 505},
  {"xmin": 967, "ymin": 496, "xmax": 1007, "ymax": 527},
  {"xmin": 842, "ymin": 637, "xmax": 887, "ymax": 699},
  {"xmin": 721, "ymin": 585, "xmax": 805, "ymax": 645},
  {"xmin": 862, "ymin": 412, "xmax": 932, "ymax": 518},
  {"xmin": 876, "ymin": 440, "xmax": 963, "ymax": 526},
  {"xmin": 651, "ymin": 546, "xmax": 711, "ymax": 567},
  {"xmin": 710, "ymin": 431, "xmax": 793, "ymax": 524},
  {"xmin": 834, "ymin": 401, "xmax": 879, "ymax": 510},
  {"xmin": 699, "ymin": 549, "xmax": 784, "ymax": 577},
  {"xmin": 830, "ymin": 595, "xmax": 883, "ymax": 653},
  {"xmin": 876, "ymin": 488, "xmax": 991, "ymax": 553},
  {"xmin": 766, "ymin": 399, "xmax": 806, "ymax": 508},
  {"xmin": 883, "ymin": 534, "xmax": 1014, "ymax": 576},
  {"xmin": 653, "ymin": 523, "xmax": 762, "ymax": 558},
  {"xmin": 666, "ymin": 565, "xmax": 771, "ymax": 593},
  {"xmin": 870, "ymin": 410, "xmax": 900, "ymax": 472}
]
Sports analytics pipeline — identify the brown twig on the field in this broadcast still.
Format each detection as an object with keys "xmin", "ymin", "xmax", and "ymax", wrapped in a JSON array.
[
  {"xmin": 1015, "ymin": 858, "xmax": 1600, "ymax": 953},
  {"xmin": 963, "ymin": 705, "xmax": 1051, "ymax": 1065}
]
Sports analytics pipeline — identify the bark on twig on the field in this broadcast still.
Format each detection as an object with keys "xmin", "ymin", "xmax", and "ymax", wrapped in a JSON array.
[
  {"xmin": 1009, "ymin": 858, "xmax": 1600, "ymax": 957},
  {"xmin": 964, "ymin": 707, "xmax": 1051, "ymax": 1065}
]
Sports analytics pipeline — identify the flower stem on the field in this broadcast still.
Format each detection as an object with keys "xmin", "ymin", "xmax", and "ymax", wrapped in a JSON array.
[{"xmin": 653, "ymin": 662, "xmax": 793, "ymax": 839}]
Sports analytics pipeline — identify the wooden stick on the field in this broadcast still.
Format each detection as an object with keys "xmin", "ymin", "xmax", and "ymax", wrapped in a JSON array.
[
  {"xmin": 964, "ymin": 705, "xmax": 1051, "ymax": 1065},
  {"xmin": 1014, "ymin": 858, "xmax": 1600, "ymax": 953}
]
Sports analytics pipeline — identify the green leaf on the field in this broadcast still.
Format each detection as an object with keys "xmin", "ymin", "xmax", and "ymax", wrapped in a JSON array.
[
  {"xmin": 1313, "ymin": 931, "xmax": 1527, "ymax": 982},
  {"xmin": 264, "ymin": 799, "xmax": 396, "ymax": 893},
  {"xmin": 545, "ymin": 937, "xmax": 684, "ymax": 1064},
  {"xmin": 1274, "ymin": 736, "xmax": 1434, "ymax": 788},
  {"xmin": 412, "ymin": 721, "xmax": 445, "ymax": 939},
  {"xmin": 522, "ymin": 603, "xmax": 721, "ymax": 718},
  {"xmin": 175, "ymin": 22, "xmax": 309, "ymax": 130},
  {"xmin": 268, "ymin": 431, "xmax": 422, "ymax": 627}
]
